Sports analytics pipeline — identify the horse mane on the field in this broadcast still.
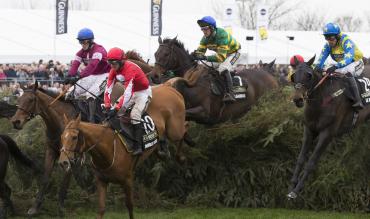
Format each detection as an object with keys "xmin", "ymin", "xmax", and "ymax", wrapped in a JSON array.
[
  {"xmin": 126, "ymin": 50, "xmax": 146, "ymax": 63},
  {"xmin": 183, "ymin": 65, "xmax": 209, "ymax": 87},
  {"xmin": 163, "ymin": 38, "xmax": 190, "ymax": 54},
  {"xmin": 38, "ymin": 87, "xmax": 61, "ymax": 98}
]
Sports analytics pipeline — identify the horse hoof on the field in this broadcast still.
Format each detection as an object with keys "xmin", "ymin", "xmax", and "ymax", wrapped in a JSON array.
[
  {"xmin": 287, "ymin": 191, "xmax": 297, "ymax": 199},
  {"xmin": 27, "ymin": 207, "xmax": 39, "ymax": 217}
]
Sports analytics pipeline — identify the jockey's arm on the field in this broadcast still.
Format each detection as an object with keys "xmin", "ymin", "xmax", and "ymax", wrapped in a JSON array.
[
  {"xmin": 196, "ymin": 38, "xmax": 207, "ymax": 55},
  {"xmin": 115, "ymin": 78, "xmax": 134, "ymax": 110},
  {"xmin": 68, "ymin": 56, "xmax": 82, "ymax": 77},
  {"xmin": 80, "ymin": 52, "xmax": 103, "ymax": 78},
  {"xmin": 104, "ymin": 70, "xmax": 116, "ymax": 109},
  {"xmin": 335, "ymin": 38, "xmax": 355, "ymax": 69},
  {"xmin": 316, "ymin": 43, "xmax": 330, "ymax": 70}
]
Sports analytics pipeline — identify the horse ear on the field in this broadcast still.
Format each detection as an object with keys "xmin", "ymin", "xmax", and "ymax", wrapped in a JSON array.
[
  {"xmin": 269, "ymin": 59, "xmax": 276, "ymax": 67},
  {"xmin": 258, "ymin": 60, "xmax": 263, "ymax": 65},
  {"xmin": 63, "ymin": 114, "xmax": 69, "ymax": 125},
  {"xmin": 306, "ymin": 55, "xmax": 316, "ymax": 66},
  {"xmin": 34, "ymin": 80, "xmax": 38, "ymax": 91},
  {"xmin": 76, "ymin": 113, "xmax": 81, "ymax": 122},
  {"xmin": 158, "ymin": 36, "xmax": 163, "ymax": 44},
  {"xmin": 172, "ymin": 35, "xmax": 178, "ymax": 42},
  {"xmin": 294, "ymin": 56, "xmax": 299, "ymax": 66}
]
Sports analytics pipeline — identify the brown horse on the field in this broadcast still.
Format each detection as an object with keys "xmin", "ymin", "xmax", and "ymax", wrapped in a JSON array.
[
  {"xmin": 287, "ymin": 56, "xmax": 370, "ymax": 199},
  {"xmin": 10, "ymin": 83, "xmax": 124, "ymax": 216},
  {"xmin": 153, "ymin": 37, "xmax": 279, "ymax": 124},
  {"xmin": 126, "ymin": 50, "xmax": 153, "ymax": 74},
  {"xmin": 58, "ymin": 85, "xmax": 188, "ymax": 219},
  {"xmin": 0, "ymin": 134, "xmax": 39, "ymax": 219}
]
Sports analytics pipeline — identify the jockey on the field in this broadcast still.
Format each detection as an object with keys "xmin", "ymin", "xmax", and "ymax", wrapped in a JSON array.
[
  {"xmin": 64, "ymin": 28, "xmax": 111, "ymax": 122},
  {"xmin": 104, "ymin": 47, "xmax": 152, "ymax": 156},
  {"xmin": 315, "ymin": 23, "xmax": 364, "ymax": 110},
  {"xmin": 192, "ymin": 16, "xmax": 241, "ymax": 102}
]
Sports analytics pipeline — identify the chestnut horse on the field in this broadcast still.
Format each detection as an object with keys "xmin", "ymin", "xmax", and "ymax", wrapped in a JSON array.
[
  {"xmin": 153, "ymin": 37, "xmax": 279, "ymax": 124},
  {"xmin": 58, "ymin": 85, "xmax": 188, "ymax": 219},
  {"xmin": 287, "ymin": 56, "xmax": 370, "ymax": 199}
]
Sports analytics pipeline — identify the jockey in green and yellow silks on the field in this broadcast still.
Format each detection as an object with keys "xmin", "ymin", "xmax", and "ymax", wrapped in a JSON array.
[
  {"xmin": 315, "ymin": 22, "xmax": 364, "ymax": 110},
  {"xmin": 192, "ymin": 16, "xmax": 241, "ymax": 102}
]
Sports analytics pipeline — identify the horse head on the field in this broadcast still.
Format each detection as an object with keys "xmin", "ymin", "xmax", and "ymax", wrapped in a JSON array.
[
  {"xmin": 11, "ymin": 82, "xmax": 40, "ymax": 129},
  {"xmin": 291, "ymin": 55, "xmax": 316, "ymax": 108},
  {"xmin": 152, "ymin": 36, "xmax": 195, "ymax": 82},
  {"xmin": 258, "ymin": 59, "xmax": 276, "ymax": 75},
  {"xmin": 59, "ymin": 114, "xmax": 85, "ymax": 171}
]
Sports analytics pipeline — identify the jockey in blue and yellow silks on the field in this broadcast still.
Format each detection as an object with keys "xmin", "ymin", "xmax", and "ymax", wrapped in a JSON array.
[{"xmin": 315, "ymin": 22, "xmax": 364, "ymax": 110}]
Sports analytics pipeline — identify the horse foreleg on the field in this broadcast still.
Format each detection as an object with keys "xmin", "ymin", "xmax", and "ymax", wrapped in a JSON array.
[
  {"xmin": 96, "ymin": 177, "xmax": 107, "ymax": 219},
  {"xmin": 28, "ymin": 147, "xmax": 57, "ymax": 216},
  {"xmin": 289, "ymin": 126, "xmax": 314, "ymax": 192},
  {"xmin": 175, "ymin": 140, "xmax": 186, "ymax": 164},
  {"xmin": 57, "ymin": 169, "xmax": 72, "ymax": 216},
  {"xmin": 290, "ymin": 128, "xmax": 333, "ymax": 198},
  {"xmin": 123, "ymin": 177, "xmax": 134, "ymax": 219}
]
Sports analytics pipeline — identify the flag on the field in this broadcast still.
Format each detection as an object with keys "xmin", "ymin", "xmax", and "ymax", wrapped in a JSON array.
[
  {"xmin": 56, "ymin": 0, "xmax": 68, "ymax": 35},
  {"xmin": 151, "ymin": 0, "xmax": 163, "ymax": 36},
  {"xmin": 256, "ymin": 4, "xmax": 268, "ymax": 40}
]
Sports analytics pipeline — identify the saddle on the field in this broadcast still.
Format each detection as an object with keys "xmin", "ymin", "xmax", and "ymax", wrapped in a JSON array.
[
  {"xmin": 209, "ymin": 70, "xmax": 248, "ymax": 100},
  {"xmin": 108, "ymin": 111, "xmax": 159, "ymax": 153},
  {"xmin": 326, "ymin": 74, "xmax": 370, "ymax": 106}
]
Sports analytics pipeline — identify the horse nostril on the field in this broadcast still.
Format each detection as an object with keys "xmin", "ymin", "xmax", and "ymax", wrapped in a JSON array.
[{"xmin": 12, "ymin": 120, "xmax": 21, "ymax": 129}]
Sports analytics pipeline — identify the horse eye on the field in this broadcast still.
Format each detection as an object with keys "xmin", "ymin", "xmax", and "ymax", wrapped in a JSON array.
[{"xmin": 72, "ymin": 136, "xmax": 77, "ymax": 140}]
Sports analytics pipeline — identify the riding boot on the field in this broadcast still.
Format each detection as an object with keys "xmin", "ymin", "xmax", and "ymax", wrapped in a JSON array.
[
  {"xmin": 87, "ymin": 98, "xmax": 96, "ymax": 123},
  {"xmin": 346, "ymin": 73, "xmax": 364, "ymax": 110},
  {"xmin": 132, "ymin": 123, "xmax": 144, "ymax": 156},
  {"xmin": 221, "ymin": 70, "xmax": 236, "ymax": 102}
]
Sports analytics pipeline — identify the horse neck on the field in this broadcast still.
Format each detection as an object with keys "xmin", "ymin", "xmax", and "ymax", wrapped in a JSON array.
[
  {"xmin": 35, "ymin": 91, "xmax": 75, "ymax": 131},
  {"xmin": 78, "ymin": 122, "xmax": 117, "ymax": 169},
  {"xmin": 307, "ymin": 75, "xmax": 342, "ymax": 107},
  {"xmin": 173, "ymin": 47, "xmax": 194, "ymax": 77}
]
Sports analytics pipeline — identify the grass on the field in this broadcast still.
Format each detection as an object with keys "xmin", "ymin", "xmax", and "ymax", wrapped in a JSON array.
[{"xmin": 12, "ymin": 207, "xmax": 369, "ymax": 219}]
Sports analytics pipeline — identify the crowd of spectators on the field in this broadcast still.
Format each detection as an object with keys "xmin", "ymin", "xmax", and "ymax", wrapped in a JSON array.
[{"xmin": 0, "ymin": 59, "xmax": 69, "ymax": 84}]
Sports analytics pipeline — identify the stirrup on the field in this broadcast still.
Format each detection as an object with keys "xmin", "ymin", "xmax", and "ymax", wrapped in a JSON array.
[{"xmin": 352, "ymin": 102, "xmax": 364, "ymax": 110}]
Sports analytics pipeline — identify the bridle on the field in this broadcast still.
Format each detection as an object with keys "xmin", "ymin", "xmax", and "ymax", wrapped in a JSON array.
[
  {"xmin": 60, "ymin": 126, "xmax": 116, "ymax": 171},
  {"xmin": 16, "ymin": 90, "xmax": 39, "ymax": 121}
]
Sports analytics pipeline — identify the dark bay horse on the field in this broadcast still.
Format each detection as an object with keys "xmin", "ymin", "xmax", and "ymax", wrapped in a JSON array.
[
  {"xmin": 287, "ymin": 56, "xmax": 370, "ymax": 199},
  {"xmin": 58, "ymin": 85, "xmax": 188, "ymax": 219},
  {"xmin": 10, "ymin": 83, "xmax": 123, "ymax": 216},
  {"xmin": 153, "ymin": 36, "xmax": 279, "ymax": 124},
  {"xmin": 0, "ymin": 134, "xmax": 39, "ymax": 219}
]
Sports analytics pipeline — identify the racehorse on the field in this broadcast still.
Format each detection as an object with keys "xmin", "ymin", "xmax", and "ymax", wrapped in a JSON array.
[
  {"xmin": 0, "ymin": 101, "xmax": 17, "ymax": 118},
  {"xmin": 0, "ymin": 134, "xmax": 39, "ymax": 219},
  {"xmin": 58, "ymin": 84, "xmax": 189, "ymax": 219},
  {"xmin": 287, "ymin": 56, "xmax": 370, "ymax": 199},
  {"xmin": 153, "ymin": 36, "xmax": 279, "ymax": 124},
  {"xmin": 10, "ymin": 82, "xmax": 124, "ymax": 216},
  {"xmin": 126, "ymin": 50, "xmax": 153, "ymax": 74}
]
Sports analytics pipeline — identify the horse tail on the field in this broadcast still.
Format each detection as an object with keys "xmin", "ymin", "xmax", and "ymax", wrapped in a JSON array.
[
  {"xmin": 183, "ymin": 132, "xmax": 195, "ymax": 147},
  {"xmin": 0, "ymin": 135, "xmax": 39, "ymax": 173}
]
